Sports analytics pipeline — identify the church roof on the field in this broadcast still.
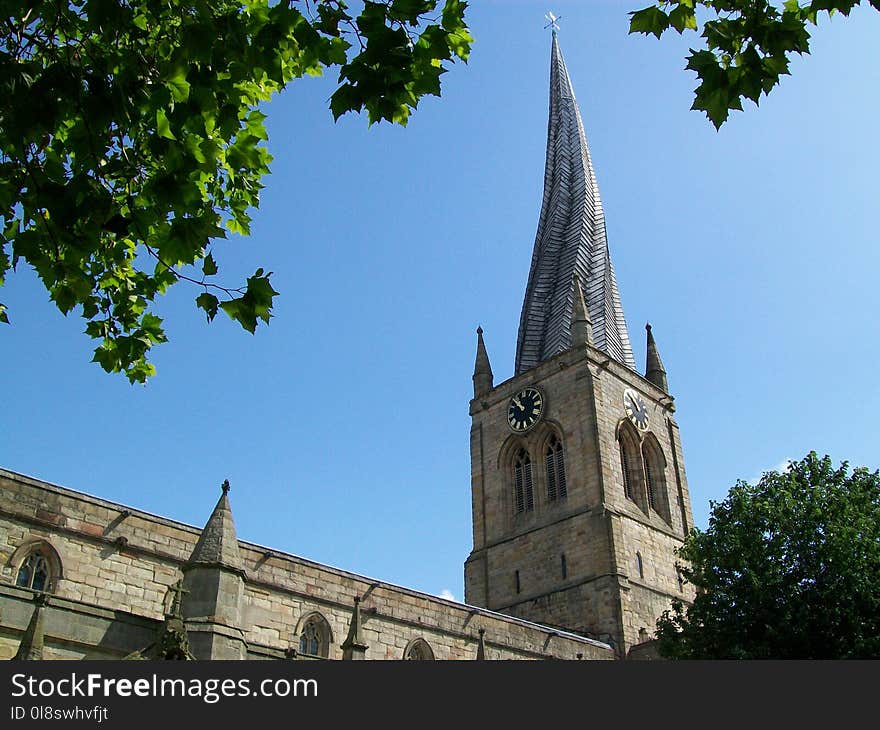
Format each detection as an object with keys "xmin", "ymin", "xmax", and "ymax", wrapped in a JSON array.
[{"xmin": 515, "ymin": 32, "xmax": 635, "ymax": 374}]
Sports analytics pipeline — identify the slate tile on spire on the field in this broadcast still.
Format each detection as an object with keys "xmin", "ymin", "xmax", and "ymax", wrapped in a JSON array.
[{"xmin": 515, "ymin": 31, "xmax": 635, "ymax": 374}]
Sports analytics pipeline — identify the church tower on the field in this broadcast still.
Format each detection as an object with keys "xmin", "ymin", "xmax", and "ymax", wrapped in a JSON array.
[{"xmin": 464, "ymin": 31, "xmax": 695, "ymax": 656}]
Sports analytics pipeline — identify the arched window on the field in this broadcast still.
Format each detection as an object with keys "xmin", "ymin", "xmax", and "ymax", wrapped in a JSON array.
[
  {"xmin": 636, "ymin": 552, "xmax": 644, "ymax": 579},
  {"xmin": 297, "ymin": 613, "xmax": 331, "ymax": 658},
  {"xmin": 545, "ymin": 434, "xmax": 567, "ymax": 502},
  {"xmin": 643, "ymin": 436, "xmax": 671, "ymax": 523},
  {"xmin": 404, "ymin": 638, "xmax": 435, "ymax": 660},
  {"xmin": 618, "ymin": 423, "xmax": 643, "ymax": 510},
  {"xmin": 17, "ymin": 553, "xmax": 49, "ymax": 592},
  {"xmin": 513, "ymin": 448, "xmax": 534, "ymax": 513},
  {"xmin": 11, "ymin": 540, "xmax": 62, "ymax": 594}
]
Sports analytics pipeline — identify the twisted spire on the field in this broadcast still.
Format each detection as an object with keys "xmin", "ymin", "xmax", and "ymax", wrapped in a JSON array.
[{"xmin": 515, "ymin": 32, "xmax": 635, "ymax": 374}]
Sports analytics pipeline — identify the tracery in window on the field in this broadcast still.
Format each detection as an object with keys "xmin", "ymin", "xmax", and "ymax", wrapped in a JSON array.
[
  {"xmin": 11, "ymin": 540, "xmax": 62, "ymax": 594},
  {"xmin": 17, "ymin": 553, "xmax": 49, "ymax": 592},
  {"xmin": 297, "ymin": 613, "xmax": 331, "ymax": 658},
  {"xmin": 405, "ymin": 638, "xmax": 435, "ymax": 660}
]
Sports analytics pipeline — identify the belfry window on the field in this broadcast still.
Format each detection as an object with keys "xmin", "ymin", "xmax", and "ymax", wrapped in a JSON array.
[
  {"xmin": 16, "ymin": 553, "xmax": 50, "ymax": 592},
  {"xmin": 642, "ymin": 437, "xmax": 671, "ymax": 522},
  {"xmin": 514, "ymin": 448, "xmax": 534, "ymax": 513},
  {"xmin": 645, "ymin": 452, "xmax": 658, "ymax": 511},
  {"xmin": 620, "ymin": 441, "xmax": 635, "ymax": 501},
  {"xmin": 545, "ymin": 435, "xmax": 567, "ymax": 501},
  {"xmin": 618, "ymin": 424, "xmax": 643, "ymax": 509}
]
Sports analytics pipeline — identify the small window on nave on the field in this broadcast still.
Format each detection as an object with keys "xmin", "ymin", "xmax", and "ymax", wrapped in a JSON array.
[
  {"xmin": 405, "ymin": 638, "xmax": 435, "ymax": 660},
  {"xmin": 298, "ymin": 614, "xmax": 331, "ymax": 658},
  {"xmin": 13, "ymin": 540, "xmax": 61, "ymax": 594},
  {"xmin": 17, "ymin": 553, "xmax": 50, "ymax": 592}
]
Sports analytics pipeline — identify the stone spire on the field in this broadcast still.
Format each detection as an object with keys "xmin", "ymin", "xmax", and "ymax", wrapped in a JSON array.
[
  {"xmin": 473, "ymin": 326, "xmax": 494, "ymax": 398},
  {"xmin": 569, "ymin": 273, "xmax": 593, "ymax": 347},
  {"xmin": 644, "ymin": 323, "xmax": 668, "ymax": 392},
  {"xmin": 187, "ymin": 479, "xmax": 242, "ymax": 570},
  {"xmin": 14, "ymin": 593, "xmax": 48, "ymax": 660},
  {"xmin": 515, "ymin": 31, "xmax": 635, "ymax": 374},
  {"xmin": 182, "ymin": 480, "xmax": 246, "ymax": 659},
  {"xmin": 341, "ymin": 596, "xmax": 369, "ymax": 660}
]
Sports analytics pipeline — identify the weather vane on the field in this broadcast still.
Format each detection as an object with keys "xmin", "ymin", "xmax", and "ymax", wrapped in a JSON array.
[{"xmin": 544, "ymin": 11, "xmax": 561, "ymax": 32}]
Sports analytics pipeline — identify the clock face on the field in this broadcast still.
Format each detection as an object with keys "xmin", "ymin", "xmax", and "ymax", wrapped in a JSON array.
[
  {"xmin": 507, "ymin": 387, "xmax": 544, "ymax": 433},
  {"xmin": 624, "ymin": 388, "xmax": 649, "ymax": 431}
]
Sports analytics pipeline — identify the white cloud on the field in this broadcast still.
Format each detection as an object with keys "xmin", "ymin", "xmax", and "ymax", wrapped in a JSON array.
[
  {"xmin": 748, "ymin": 458, "xmax": 792, "ymax": 485},
  {"xmin": 438, "ymin": 589, "xmax": 456, "ymax": 602}
]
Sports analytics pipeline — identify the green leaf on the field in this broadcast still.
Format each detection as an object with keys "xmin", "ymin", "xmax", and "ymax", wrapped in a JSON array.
[
  {"xmin": 202, "ymin": 252, "xmax": 218, "ymax": 276},
  {"xmin": 629, "ymin": 6, "xmax": 670, "ymax": 39},
  {"xmin": 166, "ymin": 66, "xmax": 191, "ymax": 103},
  {"xmin": 0, "ymin": 303, "xmax": 8, "ymax": 324},
  {"xmin": 156, "ymin": 108, "xmax": 176, "ymax": 140},
  {"xmin": 219, "ymin": 269, "xmax": 278, "ymax": 333},
  {"xmin": 196, "ymin": 292, "xmax": 220, "ymax": 322},
  {"xmin": 668, "ymin": 4, "xmax": 698, "ymax": 33},
  {"xmin": 140, "ymin": 313, "xmax": 167, "ymax": 344}
]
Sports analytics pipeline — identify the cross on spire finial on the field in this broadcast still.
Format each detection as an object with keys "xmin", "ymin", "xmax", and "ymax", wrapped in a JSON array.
[{"xmin": 544, "ymin": 11, "xmax": 561, "ymax": 32}]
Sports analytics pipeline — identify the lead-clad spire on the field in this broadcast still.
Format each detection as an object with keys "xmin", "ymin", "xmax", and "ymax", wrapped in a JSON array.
[{"xmin": 515, "ymin": 32, "xmax": 635, "ymax": 374}]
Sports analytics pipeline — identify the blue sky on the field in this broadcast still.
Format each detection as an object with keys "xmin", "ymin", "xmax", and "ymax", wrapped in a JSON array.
[{"xmin": 3, "ymin": 1, "xmax": 879, "ymax": 602}]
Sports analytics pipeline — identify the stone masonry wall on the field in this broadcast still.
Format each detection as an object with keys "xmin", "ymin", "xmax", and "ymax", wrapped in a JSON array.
[
  {"xmin": 465, "ymin": 342, "xmax": 696, "ymax": 652},
  {"xmin": 0, "ymin": 469, "xmax": 613, "ymax": 660}
]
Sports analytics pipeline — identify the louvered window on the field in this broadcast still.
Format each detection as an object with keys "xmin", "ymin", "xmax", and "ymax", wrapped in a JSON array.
[
  {"xmin": 545, "ymin": 435, "xmax": 567, "ymax": 501},
  {"xmin": 514, "ymin": 449, "xmax": 534, "ymax": 513},
  {"xmin": 620, "ymin": 441, "xmax": 635, "ymax": 501},
  {"xmin": 645, "ymin": 453, "xmax": 657, "ymax": 511}
]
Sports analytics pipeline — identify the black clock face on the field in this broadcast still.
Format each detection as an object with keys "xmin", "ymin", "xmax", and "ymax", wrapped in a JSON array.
[
  {"xmin": 624, "ymin": 389, "xmax": 649, "ymax": 431},
  {"xmin": 508, "ymin": 387, "xmax": 544, "ymax": 432}
]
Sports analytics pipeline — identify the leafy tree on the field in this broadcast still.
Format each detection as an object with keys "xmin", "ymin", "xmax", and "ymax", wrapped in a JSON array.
[
  {"xmin": 657, "ymin": 452, "xmax": 880, "ymax": 658},
  {"xmin": 629, "ymin": 1, "xmax": 880, "ymax": 128},
  {"xmin": 0, "ymin": 0, "xmax": 471, "ymax": 381}
]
